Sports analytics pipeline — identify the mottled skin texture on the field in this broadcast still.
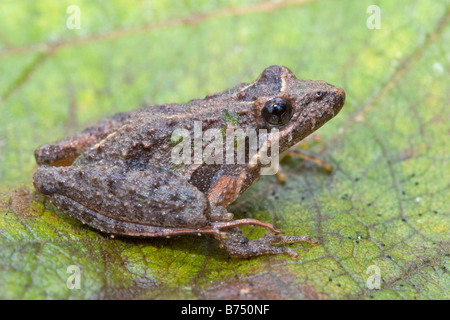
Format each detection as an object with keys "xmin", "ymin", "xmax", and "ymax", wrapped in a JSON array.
[{"xmin": 33, "ymin": 65, "xmax": 345, "ymax": 258}]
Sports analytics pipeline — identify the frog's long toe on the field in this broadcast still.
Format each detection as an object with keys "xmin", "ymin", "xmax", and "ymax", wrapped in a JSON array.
[
  {"xmin": 246, "ymin": 232, "xmax": 318, "ymax": 258},
  {"xmin": 261, "ymin": 233, "xmax": 319, "ymax": 246},
  {"xmin": 216, "ymin": 228, "xmax": 317, "ymax": 258},
  {"xmin": 213, "ymin": 218, "xmax": 283, "ymax": 234}
]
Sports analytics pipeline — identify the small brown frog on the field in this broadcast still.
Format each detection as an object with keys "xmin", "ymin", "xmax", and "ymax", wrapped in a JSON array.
[{"xmin": 33, "ymin": 65, "xmax": 345, "ymax": 258}]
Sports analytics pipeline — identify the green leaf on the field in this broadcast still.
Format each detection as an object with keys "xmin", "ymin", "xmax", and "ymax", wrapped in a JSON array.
[{"xmin": 0, "ymin": 0, "xmax": 449, "ymax": 299}]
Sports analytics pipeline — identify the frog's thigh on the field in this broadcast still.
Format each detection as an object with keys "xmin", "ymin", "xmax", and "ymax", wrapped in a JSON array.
[
  {"xmin": 34, "ymin": 165, "xmax": 211, "ymax": 236},
  {"xmin": 34, "ymin": 111, "xmax": 132, "ymax": 166}
]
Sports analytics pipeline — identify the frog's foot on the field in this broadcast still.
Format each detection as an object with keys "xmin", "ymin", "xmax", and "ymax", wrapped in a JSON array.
[
  {"xmin": 214, "ymin": 227, "xmax": 317, "ymax": 258},
  {"xmin": 276, "ymin": 167, "xmax": 288, "ymax": 183},
  {"xmin": 285, "ymin": 149, "xmax": 333, "ymax": 173}
]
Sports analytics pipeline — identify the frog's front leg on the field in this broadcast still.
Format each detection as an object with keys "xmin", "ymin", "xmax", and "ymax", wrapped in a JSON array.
[{"xmin": 34, "ymin": 111, "xmax": 132, "ymax": 167}]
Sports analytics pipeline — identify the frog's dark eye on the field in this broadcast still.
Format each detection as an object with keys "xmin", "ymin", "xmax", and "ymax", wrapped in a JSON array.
[
  {"xmin": 262, "ymin": 97, "xmax": 293, "ymax": 126},
  {"xmin": 315, "ymin": 91, "xmax": 323, "ymax": 99}
]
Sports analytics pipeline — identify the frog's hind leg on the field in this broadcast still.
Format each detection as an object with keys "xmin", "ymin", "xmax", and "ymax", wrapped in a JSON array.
[
  {"xmin": 34, "ymin": 111, "xmax": 132, "ymax": 166},
  {"xmin": 46, "ymin": 193, "xmax": 222, "ymax": 238},
  {"xmin": 33, "ymin": 164, "xmax": 215, "ymax": 237}
]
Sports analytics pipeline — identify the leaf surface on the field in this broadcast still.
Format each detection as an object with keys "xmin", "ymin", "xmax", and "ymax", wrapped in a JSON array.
[{"xmin": 0, "ymin": 0, "xmax": 449, "ymax": 299}]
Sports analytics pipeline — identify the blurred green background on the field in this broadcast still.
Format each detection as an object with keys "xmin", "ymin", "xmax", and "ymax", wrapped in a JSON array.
[{"xmin": 0, "ymin": 0, "xmax": 448, "ymax": 299}]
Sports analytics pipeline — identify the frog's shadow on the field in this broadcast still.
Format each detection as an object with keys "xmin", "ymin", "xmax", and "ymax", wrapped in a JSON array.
[{"xmin": 113, "ymin": 233, "xmax": 230, "ymax": 260}]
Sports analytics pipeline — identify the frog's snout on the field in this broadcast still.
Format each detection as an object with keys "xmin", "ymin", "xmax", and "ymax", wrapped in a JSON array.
[{"xmin": 333, "ymin": 87, "xmax": 346, "ymax": 111}]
